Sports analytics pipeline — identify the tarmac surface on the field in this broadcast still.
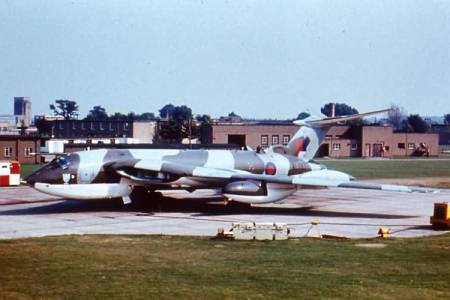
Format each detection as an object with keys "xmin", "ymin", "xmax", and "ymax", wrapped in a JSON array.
[{"xmin": 0, "ymin": 185, "xmax": 449, "ymax": 239}]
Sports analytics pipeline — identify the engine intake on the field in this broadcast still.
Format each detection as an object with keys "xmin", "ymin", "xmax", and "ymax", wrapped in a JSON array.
[
  {"xmin": 224, "ymin": 180, "xmax": 267, "ymax": 196},
  {"xmin": 224, "ymin": 182, "xmax": 297, "ymax": 204}
]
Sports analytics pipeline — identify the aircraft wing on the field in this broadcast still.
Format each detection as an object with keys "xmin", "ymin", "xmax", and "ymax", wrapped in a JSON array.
[
  {"xmin": 291, "ymin": 173, "xmax": 439, "ymax": 193},
  {"xmin": 108, "ymin": 159, "xmax": 293, "ymax": 184},
  {"xmin": 109, "ymin": 160, "xmax": 440, "ymax": 193}
]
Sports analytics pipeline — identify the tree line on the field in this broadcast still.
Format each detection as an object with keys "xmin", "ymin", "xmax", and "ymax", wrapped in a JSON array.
[
  {"xmin": 48, "ymin": 100, "xmax": 213, "ymax": 143},
  {"xmin": 48, "ymin": 100, "xmax": 450, "ymax": 139}
]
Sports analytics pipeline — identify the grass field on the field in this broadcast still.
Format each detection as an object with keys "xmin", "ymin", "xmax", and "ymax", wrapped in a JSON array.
[
  {"xmin": 20, "ymin": 164, "xmax": 40, "ymax": 179},
  {"xmin": 7, "ymin": 160, "xmax": 450, "ymax": 299},
  {"xmin": 0, "ymin": 234, "xmax": 449, "ymax": 299},
  {"xmin": 319, "ymin": 159, "xmax": 450, "ymax": 180}
]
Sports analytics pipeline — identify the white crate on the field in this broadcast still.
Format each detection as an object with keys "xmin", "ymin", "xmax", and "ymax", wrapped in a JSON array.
[{"xmin": 232, "ymin": 223, "xmax": 289, "ymax": 240}]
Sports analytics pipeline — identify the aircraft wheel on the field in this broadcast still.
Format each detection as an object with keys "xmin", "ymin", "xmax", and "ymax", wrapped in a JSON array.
[
  {"xmin": 130, "ymin": 188, "xmax": 166, "ymax": 211},
  {"xmin": 129, "ymin": 187, "xmax": 152, "ymax": 208},
  {"xmin": 150, "ymin": 191, "xmax": 165, "ymax": 211}
]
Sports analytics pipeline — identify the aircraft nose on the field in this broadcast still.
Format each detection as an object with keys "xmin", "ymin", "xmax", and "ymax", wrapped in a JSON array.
[
  {"xmin": 24, "ymin": 170, "xmax": 38, "ymax": 185},
  {"xmin": 24, "ymin": 164, "xmax": 63, "ymax": 185}
]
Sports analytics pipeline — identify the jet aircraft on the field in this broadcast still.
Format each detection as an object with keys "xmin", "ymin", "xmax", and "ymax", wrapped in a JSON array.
[{"xmin": 26, "ymin": 109, "xmax": 439, "ymax": 205}]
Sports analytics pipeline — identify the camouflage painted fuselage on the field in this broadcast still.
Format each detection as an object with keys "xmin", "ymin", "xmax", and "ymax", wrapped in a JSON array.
[{"xmin": 26, "ymin": 148, "xmax": 316, "ymax": 188}]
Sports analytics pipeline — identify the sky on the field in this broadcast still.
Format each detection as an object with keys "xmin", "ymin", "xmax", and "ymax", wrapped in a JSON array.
[{"xmin": 0, "ymin": 0, "xmax": 449, "ymax": 119}]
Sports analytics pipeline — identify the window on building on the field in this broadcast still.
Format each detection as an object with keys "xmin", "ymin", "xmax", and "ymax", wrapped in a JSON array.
[
  {"xmin": 72, "ymin": 122, "xmax": 76, "ymax": 130},
  {"xmin": 4, "ymin": 147, "xmax": 13, "ymax": 157},
  {"xmin": 261, "ymin": 135, "xmax": 268, "ymax": 147},
  {"xmin": 90, "ymin": 122, "xmax": 94, "ymax": 130},
  {"xmin": 408, "ymin": 143, "xmax": 415, "ymax": 150},
  {"xmin": 272, "ymin": 135, "xmax": 279, "ymax": 145},
  {"xmin": 24, "ymin": 147, "xmax": 33, "ymax": 157},
  {"xmin": 123, "ymin": 122, "xmax": 129, "ymax": 130},
  {"xmin": 109, "ymin": 122, "xmax": 114, "ymax": 131},
  {"xmin": 58, "ymin": 122, "xmax": 64, "ymax": 129},
  {"xmin": 398, "ymin": 143, "xmax": 405, "ymax": 149},
  {"xmin": 282, "ymin": 135, "xmax": 290, "ymax": 145},
  {"xmin": 333, "ymin": 143, "xmax": 341, "ymax": 151},
  {"xmin": 351, "ymin": 143, "xmax": 358, "ymax": 150},
  {"xmin": 100, "ymin": 122, "xmax": 104, "ymax": 131}
]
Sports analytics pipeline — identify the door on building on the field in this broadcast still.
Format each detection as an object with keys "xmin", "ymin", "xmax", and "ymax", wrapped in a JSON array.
[
  {"xmin": 372, "ymin": 143, "xmax": 383, "ymax": 157},
  {"xmin": 317, "ymin": 144, "xmax": 329, "ymax": 157},
  {"xmin": 365, "ymin": 144, "xmax": 371, "ymax": 157},
  {"xmin": 228, "ymin": 135, "xmax": 246, "ymax": 148}
]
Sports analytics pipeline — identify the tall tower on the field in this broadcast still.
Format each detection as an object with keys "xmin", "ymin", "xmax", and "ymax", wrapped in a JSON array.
[{"xmin": 14, "ymin": 97, "xmax": 32, "ymax": 127}]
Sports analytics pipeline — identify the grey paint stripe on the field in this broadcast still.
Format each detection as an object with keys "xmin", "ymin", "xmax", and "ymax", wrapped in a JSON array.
[
  {"xmin": 161, "ymin": 163, "xmax": 196, "ymax": 176},
  {"xmin": 163, "ymin": 150, "xmax": 209, "ymax": 166},
  {"xmin": 231, "ymin": 151, "xmax": 265, "ymax": 174}
]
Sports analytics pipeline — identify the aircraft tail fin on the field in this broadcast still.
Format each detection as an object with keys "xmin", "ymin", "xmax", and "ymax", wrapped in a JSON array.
[{"xmin": 288, "ymin": 108, "xmax": 390, "ymax": 161}]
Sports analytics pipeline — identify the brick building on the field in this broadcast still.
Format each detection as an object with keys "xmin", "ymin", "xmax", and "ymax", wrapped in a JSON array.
[
  {"xmin": 35, "ymin": 118, "xmax": 158, "ymax": 143},
  {"xmin": 322, "ymin": 125, "xmax": 439, "ymax": 158},
  {"xmin": 204, "ymin": 120, "xmax": 298, "ymax": 149},
  {"xmin": 0, "ymin": 135, "xmax": 41, "ymax": 164},
  {"xmin": 206, "ymin": 121, "xmax": 439, "ymax": 158}
]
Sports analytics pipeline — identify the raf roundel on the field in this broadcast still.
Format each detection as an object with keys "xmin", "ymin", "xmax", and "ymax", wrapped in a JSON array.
[
  {"xmin": 294, "ymin": 137, "xmax": 310, "ymax": 153},
  {"xmin": 265, "ymin": 162, "xmax": 277, "ymax": 175}
]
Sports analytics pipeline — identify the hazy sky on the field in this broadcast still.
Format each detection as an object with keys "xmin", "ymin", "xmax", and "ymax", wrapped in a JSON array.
[{"xmin": 1, "ymin": 0, "xmax": 449, "ymax": 119}]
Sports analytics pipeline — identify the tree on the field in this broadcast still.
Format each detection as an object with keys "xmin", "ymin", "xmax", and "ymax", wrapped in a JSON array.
[
  {"xmin": 172, "ymin": 105, "xmax": 193, "ymax": 123},
  {"xmin": 321, "ymin": 103, "xmax": 358, "ymax": 117},
  {"xmin": 296, "ymin": 112, "xmax": 311, "ymax": 120},
  {"xmin": 158, "ymin": 104, "xmax": 194, "ymax": 142},
  {"xmin": 85, "ymin": 106, "xmax": 108, "ymax": 120},
  {"xmin": 109, "ymin": 112, "xmax": 128, "ymax": 120},
  {"xmin": 219, "ymin": 112, "xmax": 242, "ymax": 122},
  {"xmin": 50, "ymin": 99, "xmax": 79, "ymax": 120},
  {"xmin": 196, "ymin": 114, "xmax": 212, "ymax": 143},
  {"xmin": 407, "ymin": 114, "xmax": 429, "ymax": 133},
  {"xmin": 137, "ymin": 112, "xmax": 156, "ymax": 120},
  {"xmin": 387, "ymin": 105, "xmax": 407, "ymax": 130},
  {"xmin": 196, "ymin": 114, "xmax": 212, "ymax": 124},
  {"xmin": 159, "ymin": 104, "xmax": 176, "ymax": 119},
  {"xmin": 127, "ymin": 112, "xmax": 136, "ymax": 120},
  {"xmin": 444, "ymin": 114, "xmax": 450, "ymax": 125}
]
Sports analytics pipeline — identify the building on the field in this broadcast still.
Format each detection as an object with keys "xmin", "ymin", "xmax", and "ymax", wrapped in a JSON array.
[
  {"xmin": 37, "ymin": 137, "xmax": 142, "ymax": 162},
  {"xmin": 321, "ymin": 125, "xmax": 439, "ymax": 158},
  {"xmin": 36, "ymin": 118, "xmax": 158, "ymax": 143},
  {"xmin": 431, "ymin": 124, "xmax": 450, "ymax": 145},
  {"xmin": 204, "ymin": 120, "xmax": 298, "ymax": 149},
  {"xmin": 0, "ymin": 135, "xmax": 41, "ymax": 164},
  {"xmin": 206, "ymin": 120, "xmax": 439, "ymax": 158},
  {"xmin": 0, "ymin": 115, "xmax": 17, "ymax": 130},
  {"xmin": 14, "ymin": 97, "xmax": 32, "ymax": 127}
]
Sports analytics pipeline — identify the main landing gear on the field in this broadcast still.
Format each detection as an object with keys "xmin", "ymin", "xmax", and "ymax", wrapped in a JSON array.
[{"xmin": 128, "ymin": 186, "xmax": 164, "ymax": 210}]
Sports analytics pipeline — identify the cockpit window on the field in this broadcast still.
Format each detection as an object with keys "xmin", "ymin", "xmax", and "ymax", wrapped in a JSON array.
[{"xmin": 55, "ymin": 156, "xmax": 70, "ymax": 169}]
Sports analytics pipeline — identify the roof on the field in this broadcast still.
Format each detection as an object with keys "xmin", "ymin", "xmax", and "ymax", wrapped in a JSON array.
[
  {"xmin": 212, "ymin": 119, "xmax": 295, "ymax": 126},
  {"xmin": 0, "ymin": 135, "xmax": 41, "ymax": 141}
]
